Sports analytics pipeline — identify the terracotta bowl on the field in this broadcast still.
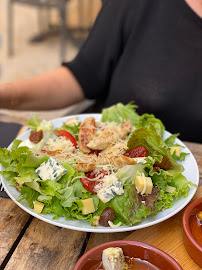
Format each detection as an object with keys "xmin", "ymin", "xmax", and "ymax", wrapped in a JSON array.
[
  {"xmin": 73, "ymin": 240, "xmax": 183, "ymax": 270},
  {"xmin": 182, "ymin": 197, "xmax": 202, "ymax": 267}
]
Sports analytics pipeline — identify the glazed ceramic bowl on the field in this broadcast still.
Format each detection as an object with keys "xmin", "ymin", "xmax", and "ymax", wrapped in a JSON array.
[
  {"xmin": 182, "ymin": 197, "xmax": 202, "ymax": 267},
  {"xmin": 73, "ymin": 240, "xmax": 183, "ymax": 270}
]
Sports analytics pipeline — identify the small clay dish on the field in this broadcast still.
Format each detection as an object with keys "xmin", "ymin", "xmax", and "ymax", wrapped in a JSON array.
[
  {"xmin": 182, "ymin": 197, "xmax": 202, "ymax": 267},
  {"xmin": 73, "ymin": 240, "xmax": 183, "ymax": 270}
]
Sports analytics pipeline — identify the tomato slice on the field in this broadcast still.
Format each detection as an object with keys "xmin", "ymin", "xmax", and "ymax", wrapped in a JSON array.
[
  {"xmin": 125, "ymin": 146, "xmax": 148, "ymax": 158},
  {"xmin": 80, "ymin": 169, "xmax": 108, "ymax": 194},
  {"xmin": 59, "ymin": 130, "xmax": 77, "ymax": 148}
]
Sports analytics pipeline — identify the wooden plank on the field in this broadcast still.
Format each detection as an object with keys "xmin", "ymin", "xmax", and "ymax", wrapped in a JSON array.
[
  {"xmin": 4, "ymin": 218, "xmax": 88, "ymax": 270},
  {"xmin": 85, "ymin": 232, "xmax": 131, "ymax": 253},
  {"xmin": 125, "ymin": 186, "xmax": 202, "ymax": 270},
  {"xmin": 0, "ymin": 198, "xmax": 30, "ymax": 265}
]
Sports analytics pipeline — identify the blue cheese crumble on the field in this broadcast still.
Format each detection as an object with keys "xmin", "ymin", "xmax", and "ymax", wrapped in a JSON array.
[
  {"xmin": 35, "ymin": 157, "xmax": 67, "ymax": 181},
  {"xmin": 95, "ymin": 174, "xmax": 124, "ymax": 203}
]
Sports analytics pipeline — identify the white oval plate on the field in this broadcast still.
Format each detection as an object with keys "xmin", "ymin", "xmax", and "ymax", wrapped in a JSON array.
[{"xmin": 0, "ymin": 114, "xmax": 199, "ymax": 233}]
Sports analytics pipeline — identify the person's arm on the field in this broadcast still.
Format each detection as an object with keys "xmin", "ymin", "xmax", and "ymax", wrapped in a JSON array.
[{"xmin": 0, "ymin": 66, "xmax": 85, "ymax": 110}]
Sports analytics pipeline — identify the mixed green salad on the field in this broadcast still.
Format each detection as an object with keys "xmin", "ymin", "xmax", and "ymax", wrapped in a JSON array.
[{"xmin": 0, "ymin": 103, "xmax": 196, "ymax": 228}]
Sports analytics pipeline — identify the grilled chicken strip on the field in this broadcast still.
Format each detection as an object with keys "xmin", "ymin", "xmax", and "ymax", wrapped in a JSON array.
[
  {"xmin": 102, "ymin": 247, "xmax": 125, "ymax": 270},
  {"xmin": 78, "ymin": 117, "xmax": 96, "ymax": 153},
  {"xmin": 87, "ymin": 120, "xmax": 132, "ymax": 151},
  {"xmin": 98, "ymin": 155, "xmax": 137, "ymax": 168},
  {"xmin": 100, "ymin": 141, "xmax": 128, "ymax": 157},
  {"xmin": 75, "ymin": 154, "xmax": 136, "ymax": 172},
  {"xmin": 117, "ymin": 120, "xmax": 132, "ymax": 139},
  {"xmin": 87, "ymin": 128, "xmax": 119, "ymax": 150},
  {"xmin": 75, "ymin": 163, "xmax": 96, "ymax": 173}
]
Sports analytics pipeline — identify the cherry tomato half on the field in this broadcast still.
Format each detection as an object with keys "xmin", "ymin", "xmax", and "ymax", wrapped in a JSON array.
[
  {"xmin": 59, "ymin": 130, "xmax": 77, "ymax": 148},
  {"xmin": 80, "ymin": 169, "xmax": 108, "ymax": 194},
  {"xmin": 125, "ymin": 146, "xmax": 148, "ymax": 158}
]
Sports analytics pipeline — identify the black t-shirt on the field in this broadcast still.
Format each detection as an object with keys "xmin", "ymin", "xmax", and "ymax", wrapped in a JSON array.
[{"xmin": 63, "ymin": 0, "xmax": 202, "ymax": 143}]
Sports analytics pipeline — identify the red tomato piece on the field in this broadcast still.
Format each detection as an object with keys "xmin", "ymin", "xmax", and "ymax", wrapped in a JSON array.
[
  {"xmin": 80, "ymin": 169, "xmax": 108, "ymax": 194},
  {"xmin": 59, "ymin": 130, "xmax": 77, "ymax": 148},
  {"xmin": 125, "ymin": 146, "xmax": 148, "ymax": 158}
]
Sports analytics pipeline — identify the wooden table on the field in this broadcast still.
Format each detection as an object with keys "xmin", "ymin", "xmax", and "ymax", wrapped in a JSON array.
[{"xmin": 0, "ymin": 127, "xmax": 202, "ymax": 270}]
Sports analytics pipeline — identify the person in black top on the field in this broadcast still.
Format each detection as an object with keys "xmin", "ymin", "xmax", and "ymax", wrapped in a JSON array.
[{"xmin": 0, "ymin": 0, "xmax": 202, "ymax": 142}]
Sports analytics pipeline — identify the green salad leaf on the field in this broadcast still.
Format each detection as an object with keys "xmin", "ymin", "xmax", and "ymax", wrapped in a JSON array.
[
  {"xmin": 128, "ymin": 123, "xmax": 184, "ymax": 172},
  {"xmin": 101, "ymin": 102, "xmax": 165, "ymax": 137},
  {"xmin": 101, "ymin": 102, "xmax": 140, "ymax": 126},
  {"xmin": 26, "ymin": 114, "xmax": 41, "ymax": 130},
  {"xmin": 116, "ymin": 164, "xmax": 143, "ymax": 185},
  {"xmin": 110, "ymin": 185, "xmax": 152, "ymax": 225},
  {"xmin": 18, "ymin": 186, "xmax": 40, "ymax": 208},
  {"xmin": 164, "ymin": 134, "xmax": 180, "ymax": 146},
  {"xmin": 57, "ymin": 123, "xmax": 80, "ymax": 140}
]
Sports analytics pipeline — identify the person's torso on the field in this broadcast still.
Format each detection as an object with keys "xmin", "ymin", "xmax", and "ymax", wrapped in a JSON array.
[{"xmin": 104, "ymin": 0, "xmax": 202, "ymax": 142}]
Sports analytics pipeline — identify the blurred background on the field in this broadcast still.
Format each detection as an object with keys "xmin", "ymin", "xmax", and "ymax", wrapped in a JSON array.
[{"xmin": 0, "ymin": 0, "xmax": 101, "ymax": 147}]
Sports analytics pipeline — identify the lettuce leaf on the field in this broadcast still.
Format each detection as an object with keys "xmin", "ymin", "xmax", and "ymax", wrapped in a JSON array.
[
  {"xmin": 116, "ymin": 164, "xmax": 144, "ymax": 185},
  {"xmin": 43, "ymin": 197, "xmax": 69, "ymax": 219},
  {"xmin": 135, "ymin": 113, "xmax": 165, "ymax": 137},
  {"xmin": 142, "ymin": 152, "xmax": 196, "ymax": 212},
  {"xmin": 38, "ymin": 179, "xmax": 62, "ymax": 196},
  {"xmin": 27, "ymin": 116, "xmax": 56, "ymax": 150},
  {"xmin": 57, "ymin": 123, "xmax": 80, "ymax": 140},
  {"xmin": 171, "ymin": 151, "xmax": 189, "ymax": 161},
  {"xmin": 101, "ymin": 102, "xmax": 165, "ymax": 136},
  {"xmin": 101, "ymin": 102, "xmax": 140, "ymax": 126},
  {"xmin": 128, "ymin": 124, "xmax": 184, "ymax": 172},
  {"xmin": 164, "ymin": 134, "xmax": 180, "ymax": 146},
  {"xmin": 164, "ymin": 134, "xmax": 189, "ymax": 161},
  {"xmin": 26, "ymin": 114, "xmax": 41, "ymax": 130},
  {"xmin": 0, "ymin": 148, "xmax": 13, "ymax": 168},
  {"xmin": 110, "ymin": 185, "xmax": 152, "ymax": 225},
  {"xmin": 18, "ymin": 186, "xmax": 40, "ymax": 208}
]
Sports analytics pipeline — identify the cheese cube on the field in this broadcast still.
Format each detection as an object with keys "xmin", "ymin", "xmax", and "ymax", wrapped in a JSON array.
[
  {"xmin": 135, "ymin": 175, "xmax": 153, "ymax": 195},
  {"xmin": 34, "ymin": 201, "xmax": 44, "ymax": 214},
  {"xmin": 81, "ymin": 198, "xmax": 95, "ymax": 215},
  {"xmin": 145, "ymin": 177, "xmax": 153, "ymax": 195},
  {"xmin": 170, "ymin": 146, "xmax": 182, "ymax": 157},
  {"xmin": 35, "ymin": 157, "xmax": 67, "ymax": 181}
]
